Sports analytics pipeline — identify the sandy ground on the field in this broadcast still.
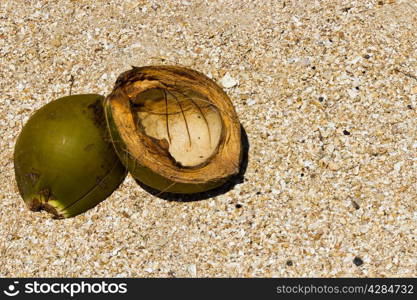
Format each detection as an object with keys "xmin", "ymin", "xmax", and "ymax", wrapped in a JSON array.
[{"xmin": 0, "ymin": 0, "xmax": 416, "ymax": 277}]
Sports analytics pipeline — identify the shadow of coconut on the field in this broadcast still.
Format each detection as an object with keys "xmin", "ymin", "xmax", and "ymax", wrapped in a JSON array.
[{"xmin": 134, "ymin": 125, "xmax": 249, "ymax": 202}]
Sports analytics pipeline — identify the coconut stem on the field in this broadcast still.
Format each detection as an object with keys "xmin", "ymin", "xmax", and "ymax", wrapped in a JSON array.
[{"xmin": 27, "ymin": 194, "xmax": 63, "ymax": 219}]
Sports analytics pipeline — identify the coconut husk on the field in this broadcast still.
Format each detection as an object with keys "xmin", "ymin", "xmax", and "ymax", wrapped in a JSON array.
[{"xmin": 104, "ymin": 66, "xmax": 242, "ymax": 193}]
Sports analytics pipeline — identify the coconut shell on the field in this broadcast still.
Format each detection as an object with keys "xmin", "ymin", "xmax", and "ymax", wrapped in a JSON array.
[
  {"xmin": 104, "ymin": 66, "xmax": 242, "ymax": 194},
  {"xmin": 14, "ymin": 94, "xmax": 127, "ymax": 218}
]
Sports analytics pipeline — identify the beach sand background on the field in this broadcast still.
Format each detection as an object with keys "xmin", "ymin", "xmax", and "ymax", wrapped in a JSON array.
[{"xmin": 0, "ymin": 0, "xmax": 416, "ymax": 277}]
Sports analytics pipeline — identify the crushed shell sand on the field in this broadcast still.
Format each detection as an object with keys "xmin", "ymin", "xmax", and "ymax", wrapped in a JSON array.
[{"xmin": 0, "ymin": 0, "xmax": 416, "ymax": 277}]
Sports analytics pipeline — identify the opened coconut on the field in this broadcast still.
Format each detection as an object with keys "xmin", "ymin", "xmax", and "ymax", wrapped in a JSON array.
[{"xmin": 104, "ymin": 66, "xmax": 242, "ymax": 193}]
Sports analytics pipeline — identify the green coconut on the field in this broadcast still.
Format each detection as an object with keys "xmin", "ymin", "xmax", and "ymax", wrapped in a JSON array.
[
  {"xmin": 104, "ymin": 66, "xmax": 242, "ymax": 194},
  {"xmin": 14, "ymin": 94, "xmax": 127, "ymax": 218}
]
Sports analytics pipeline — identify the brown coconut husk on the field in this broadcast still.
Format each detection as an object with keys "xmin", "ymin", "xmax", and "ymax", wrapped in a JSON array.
[{"xmin": 104, "ymin": 66, "xmax": 242, "ymax": 193}]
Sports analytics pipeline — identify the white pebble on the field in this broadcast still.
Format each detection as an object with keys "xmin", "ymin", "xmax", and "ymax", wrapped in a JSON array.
[
  {"xmin": 187, "ymin": 264, "xmax": 197, "ymax": 277},
  {"xmin": 219, "ymin": 73, "xmax": 238, "ymax": 88},
  {"xmin": 394, "ymin": 161, "xmax": 403, "ymax": 172},
  {"xmin": 272, "ymin": 189, "xmax": 281, "ymax": 195},
  {"xmin": 16, "ymin": 82, "xmax": 25, "ymax": 91},
  {"xmin": 347, "ymin": 88, "xmax": 358, "ymax": 98},
  {"xmin": 247, "ymin": 98, "xmax": 256, "ymax": 106}
]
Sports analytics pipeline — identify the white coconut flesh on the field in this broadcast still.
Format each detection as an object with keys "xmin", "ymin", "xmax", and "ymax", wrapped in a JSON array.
[{"xmin": 133, "ymin": 88, "xmax": 223, "ymax": 168}]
